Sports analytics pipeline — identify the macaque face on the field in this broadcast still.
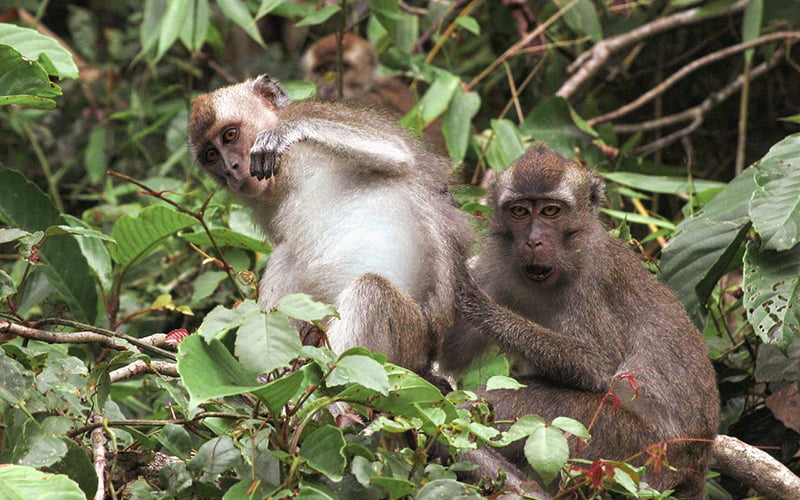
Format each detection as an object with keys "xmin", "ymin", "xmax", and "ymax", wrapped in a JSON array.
[{"xmin": 190, "ymin": 83, "xmax": 282, "ymax": 199}]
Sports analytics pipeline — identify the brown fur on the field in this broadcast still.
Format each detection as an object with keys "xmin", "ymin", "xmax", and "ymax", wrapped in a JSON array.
[{"xmin": 445, "ymin": 144, "xmax": 719, "ymax": 498}]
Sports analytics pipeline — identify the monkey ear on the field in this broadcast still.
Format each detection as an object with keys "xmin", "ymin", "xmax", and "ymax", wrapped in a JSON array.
[
  {"xmin": 252, "ymin": 75, "xmax": 290, "ymax": 109},
  {"xmin": 589, "ymin": 175, "xmax": 606, "ymax": 208}
]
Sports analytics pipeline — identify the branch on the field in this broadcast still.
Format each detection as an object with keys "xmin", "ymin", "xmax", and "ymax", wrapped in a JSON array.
[
  {"xmin": 556, "ymin": 0, "xmax": 749, "ymax": 99},
  {"xmin": 712, "ymin": 434, "xmax": 800, "ymax": 500},
  {"xmin": 109, "ymin": 360, "xmax": 178, "ymax": 383},
  {"xmin": 91, "ymin": 413, "xmax": 107, "ymax": 500},
  {"xmin": 589, "ymin": 32, "xmax": 800, "ymax": 125},
  {"xmin": 1, "ymin": 320, "xmax": 123, "ymax": 350},
  {"xmin": 622, "ymin": 48, "xmax": 784, "ymax": 155}
]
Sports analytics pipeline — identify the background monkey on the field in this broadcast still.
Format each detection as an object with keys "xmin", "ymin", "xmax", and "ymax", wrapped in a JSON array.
[
  {"xmin": 302, "ymin": 33, "xmax": 446, "ymax": 154},
  {"xmin": 444, "ymin": 143, "xmax": 719, "ymax": 498},
  {"xmin": 189, "ymin": 75, "xmax": 469, "ymax": 379}
]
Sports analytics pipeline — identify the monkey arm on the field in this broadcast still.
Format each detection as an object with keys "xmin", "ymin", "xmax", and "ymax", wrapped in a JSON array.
[
  {"xmin": 457, "ymin": 274, "xmax": 617, "ymax": 393},
  {"xmin": 250, "ymin": 118, "xmax": 414, "ymax": 180}
]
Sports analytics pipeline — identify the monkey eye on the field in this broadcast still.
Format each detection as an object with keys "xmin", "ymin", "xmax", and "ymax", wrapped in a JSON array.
[
  {"xmin": 204, "ymin": 147, "xmax": 219, "ymax": 164},
  {"xmin": 508, "ymin": 205, "xmax": 530, "ymax": 219},
  {"xmin": 221, "ymin": 127, "xmax": 239, "ymax": 144},
  {"xmin": 541, "ymin": 204, "xmax": 561, "ymax": 218}
]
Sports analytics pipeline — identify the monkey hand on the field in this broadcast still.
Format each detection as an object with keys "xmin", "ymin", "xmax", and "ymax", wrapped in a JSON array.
[{"xmin": 250, "ymin": 121, "xmax": 310, "ymax": 180}]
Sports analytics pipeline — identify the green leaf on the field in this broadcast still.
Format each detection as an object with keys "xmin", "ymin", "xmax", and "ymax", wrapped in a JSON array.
[
  {"xmin": 505, "ymin": 414, "xmax": 546, "ymax": 443},
  {"xmin": 524, "ymin": 425, "xmax": 569, "ymax": 484},
  {"xmin": 197, "ymin": 300, "xmax": 261, "ymax": 339},
  {"xmin": 455, "ymin": 16, "xmax": 481, "ymax": 35},
  {"xmin": 486, "ymin": 119, "xmax": 526, "ymax": 172},
  {"xmin": 181, "ymin": 227, "xmax": 271, "ymax": 254},
  {"xmin": 297, "ymin": 484, "xmax": 337, "ymax": 500},
  {"xmin": 177, "ymin": 335, "xmax": 260, "ymax": 409},
  {"xmin": 743, "ymin": 241, "xmax": 800, "ymax": 348},
  {"xmin": 485, "ymin": 375, "xmax": 526, "ymax": 391},
  {"xmin": 742, "ymin": 0, "xmax": 763, "ymax": 63},
  {"xmin": 443, "ymin": 89, "xmax": 481, "ymax": 163},
  {"xmin": 190, "ymin": 436, "xmax": 243, "ymax": 478},
  {"xmin": 0, "ymin": 465, "xmax": 85, "ymax": 500},
  {"xmin": 256, "ymin": 0, "xmax": 286, "ymax": 19},
  {"xmin": 600, "ymin": 209, "xmax": 676, "ymax": 230},
  {"xmin": 158, "ymin": 423, "xmax": 193, "ymax": 459},
  {"xmin": 178, "ymin": 0, "xmax": 210, "ymax": 53},
  {"xmin": 553, "ymin": 0, "xmax": 603, "ymax": 41},
  {"xmin": 327, "ymin": 355, "xmax": 390, "ymax": 395},
  {"xmin": 0, "ymin": 24, "xmax": 79, "ymax": 78},
  {"xmin": 660, "ymin": 168, "xmax": 757, "ymax": 325},
  {"xmin": 109, "ymin": 205, "xmax": 196, "ymax": 268},
  {"xmin": 0, "ymin": 45, "xmax": 61, "ymax": 109},
  {"xmin": 235, "ymin": 310, "xmax": 303, "ymax": 375},
  {"xmin": 748, "ymin": 133, "xmax": 800, "ymax": 251},
  {"xmin": 0, "ymin": 169, "xmax": 97, "ymax": 321},
  {"xmin": 551, "ymin": 416, "xmax": 590, "ymax": 439},
  {"xmin": 419, "ymin": 69, "xmax": 460, "ymax": 124},
  {"xmin": 417, "ymin": 479, "xmax": 483, "ymax": 499},
  {"xmin": 371, "ymin": 476, "xmax": 415, "ymax": 498},
  {"xmin": 0, "ymin": 270, "xmax": 15, "ymax": 297},
  {"xmin": 253, "ymin": 364, "xmax": 321, "ymax": 415},
  {"xmin": 300, "ymin": 425, "xmax": 346, "ymax": 481},
  {"xmin": 84, "ymin": 125, "xmax": 107, "ymax": 183},
  {"xmin": 296, "ymin": 5, "xmax": 341, "ymax": 27},
  {"xmin": 276, "ymin": 293, "xmax": 338, "ymax": 321},
  {"xmin": 217, "ymin": 0, "xmax": 265, "ymax": 46},
  {"xmin": 156, "ymin": 0, "xmax": 191, "ymax": 61},
  {"xmin": 601, "ymin": 172, "xmax": 725, "ymax": 195}
]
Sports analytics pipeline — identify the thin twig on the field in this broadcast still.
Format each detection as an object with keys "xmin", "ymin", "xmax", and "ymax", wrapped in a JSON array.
[
  {"xmin": 109, "ymin": 360, "xmax": 178, "ymax": 382},
  {"xmin": 589, "ymin": 32, "xmax": 800, "ymax": 125},
  {"xmin": 466, "ymin": 0, "xmax": 580, "ymax": 91},
  {"xmin": 556, "ymin": 0, "xmax": 749, "ymax": 99}
]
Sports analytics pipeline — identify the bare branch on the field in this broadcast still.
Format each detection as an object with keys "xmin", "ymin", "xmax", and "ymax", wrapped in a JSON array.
[
  {"xmin": 589, "ymin": 32, "xmax": 800, "ymax": 125},
  {"xmin": 556, "ymin": 0, "xmax": 749, "ymax": 99},
  {"xmin": 712, "ymin": 434, "xmax": 800, "ymax": 500},
  {"xmin": 624, "ymin": 48, "xmax": 784, "ymax": 155},
  {"xmin": 1, "ymin": 320, "xmax": 123, "ymax": 350},
  {"xmin": 91, "ymin": 413, "xmax": 107, "ymax": 500},
  {"xmin": 109, "ymin": 360, "xmax": 178, "ymax": 383}
]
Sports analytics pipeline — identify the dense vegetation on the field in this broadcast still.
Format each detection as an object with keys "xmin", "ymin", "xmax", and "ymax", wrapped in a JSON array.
[{"xmin": 0, "ymin": 1, "xmax": 798, "ymax": 498}]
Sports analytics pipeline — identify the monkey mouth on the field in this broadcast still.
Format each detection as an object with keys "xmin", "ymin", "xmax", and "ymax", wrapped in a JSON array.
[{"xmin": 524, "ymin": 264, "xmax": 553, "ymax": 281}]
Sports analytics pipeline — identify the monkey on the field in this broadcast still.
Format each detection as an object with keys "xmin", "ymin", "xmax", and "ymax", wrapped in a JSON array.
[
  {"xmin": 188, "ymin": 75, "xmax": 470, "ymax": 380},
  {"xmin": 442, "ymin": 143, "xmax": 719, "ymax": 498},
  {"xmin": 301, "ymin": 33, "xmax": 446, "ymax": 155}
]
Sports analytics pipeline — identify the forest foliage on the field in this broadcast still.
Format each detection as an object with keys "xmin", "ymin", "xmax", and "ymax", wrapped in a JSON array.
[{"xmin": 0, "ymin": 0, "xmax": 799, "ymax": 498}]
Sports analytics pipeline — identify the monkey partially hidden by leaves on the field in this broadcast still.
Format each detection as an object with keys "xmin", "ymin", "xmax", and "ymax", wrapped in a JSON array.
[
  {"xmin": 188, "ymin": 75, "xmax": 469, "ymax": 381},
  {"xmin": 444, "ymin": 143, "xmax": 719, "ymax": 498},
  {"xmin": 302, "ymin": 33, "xmax": 446, "ymax": 154}
]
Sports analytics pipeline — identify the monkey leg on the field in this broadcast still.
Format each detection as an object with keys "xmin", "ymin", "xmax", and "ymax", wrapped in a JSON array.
[
  {"xmin": 484, "ymin": 382, "xmax": 707, "ymax": 499},
  {"xmin": 327, "ymin": 273, "xmax": 432, "ymax": 374}
]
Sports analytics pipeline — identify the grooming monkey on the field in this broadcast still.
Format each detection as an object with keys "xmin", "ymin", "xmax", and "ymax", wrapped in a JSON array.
[
  {"xmin": 444, "ymin": 143, "xmax": 719, "ymax": 498},
  {"xmin": 302, "ymin": 33, "xmax": 446, "ymax": 154},
  {"xmin": 189, "ymin": 75, "xmax": 469, "ymax": 379}
]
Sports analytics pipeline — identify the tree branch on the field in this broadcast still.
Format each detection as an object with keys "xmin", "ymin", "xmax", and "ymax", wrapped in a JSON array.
[
  {"xmin": 712, "ymin": 434, "xmax": 800, "ymax": 500},
  {"xmin": 556, "ymin": 0, "xmax": 749, "ymax": 99},
  {"xmin": 589, "ymin": 32, "xmax": 800, "ymax": 126},
  {"xmin": 109, "ymin": 360, "xmax": 178, "ymax": 382},
  {"xmin": 623, "ymin": 48, "xmax": 784, "ymax": 155}
]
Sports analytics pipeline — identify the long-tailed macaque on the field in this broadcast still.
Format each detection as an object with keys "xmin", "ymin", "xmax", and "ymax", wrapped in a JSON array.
[
  {"xmin": 302, "ymin": 33, "xmax": 446, "ymax": 154},
  {"xmin": 188, "ymin": 75, "xmax": 469, "ymax": 379},
  {"xmin": 444, "ymin": 143, "xmax": 719, "ymax": 498}
]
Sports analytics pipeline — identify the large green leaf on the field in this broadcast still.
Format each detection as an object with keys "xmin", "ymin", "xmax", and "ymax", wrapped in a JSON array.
[
  {"xmin": 177, "ymin": 335, "xmax": 261, "ymax": 409},
  {"xmin": 300, "ymin": 425, "xmax": 346, "ymax": 481},
  {"xmin": 416, "ymin": 479, "xmax": 483, "ymax": 499},
  {"xmin": 0, "ymin": 45, "xmax": 61, "ymax": 109},
  {"xmin": 743, "ymin": 241, "xmax": 800, "ymax": 348},
  {"xmin": 486, "ymin": 119, "xmax": 526, "ymax": 172},
  {"xmin": 0, "ymin": 169, "xmax": 97, "ymax": 322},
  {"xmin": 234, "ymin": 310, "xmax": 303, "ymax": 375},
  {"xmin": 109, "ymin": 205, "xmax": 196, "ymax": 268},
  {"xmin": 197, "ymin": 300, "xmax": 261, "ymax": 340},
  {"xmin": 252, "ymin": 364, "xmax": 321, "ymax": 415},
  {"xmin": 553, "ymin": 0, "xmax": 603, "ymax": 41},
  {"xmin": 748, "ymin": 133, "xmax": 800, "ymax": 251},
  {"xmin": 181, "ymin": 227, "xmax": 271, "ymax": 254},
  {"xmin": 327, "ymin": 354, "xmax": 390, "ymax": 395},
  {"xmin": 660, "ymin": 168, "xmax": 757, "ymax": 325},
  {"xmin": 217, "ymin": 0, "xmax": 264, "ymax": 46},
  {"xmin": 0, "ymin": 24, "xmax": 78, "ymax": 78},
  {"xmin": 0, "ymin": 465, "xmax": 85, "ymax": 500},
  {"xmin": 443, "ymin": 89, "xmax": 481, "ymax": 163},
  {"xmin": 602, "ymin": 172, "xmax": 725, "ymax": 195},
  {"xmin": 275, "ymin": 293, "xmax": 338, "ymax": 321},
  {"xmin": 524, "ymin": 425, "xmax": 569, "ymax": 485}
]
